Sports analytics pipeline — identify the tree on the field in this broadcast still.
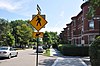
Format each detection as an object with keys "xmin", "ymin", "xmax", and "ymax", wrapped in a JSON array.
[
  {"xmin": 83, "ymin": 0, "xmax": 100, "ymax": 18},
  {"xmin": 43, "ymin": 31, "xmax": 59, "ymax": 48},
  {"xmin": 43, "ymin": 31, "xmax": 58, "ymax": 44},
  {"xmin": 0, "ymin": 19, "xmax": 34, "ymax": 47},
  {"xmin": 43, "ymin": 31, "xmax": 51, "ymax": 44},
  {"xmin": 0, "ymin": 18, "xmax": 8, "ymax": 46},
  {"xmin": 0, "ymin": 18, "xmax": 14, "ymax": 46},
  {"xmin": 6, "ymin": 32, "xmax": 15, "ymax": 46},
  {"xmin": 49, "ymin": 32, "xmax": 58, "ymax": 44},
  {"xmin": 16, "ymin": 24, "xmax": 33, "ymax": 48},
  {"xmin": 10, "ymin": 20, "xmax": 33, "ymax": 48}
]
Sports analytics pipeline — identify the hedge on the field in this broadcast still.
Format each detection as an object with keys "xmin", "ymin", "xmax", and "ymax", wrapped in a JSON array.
[
  {"xmin": 58, "ymin": 44, "xmax": 89, "ymax": 56},
  {"xmin": 89, "ymin": 36, "xmax": 100, "ymax": 66}
]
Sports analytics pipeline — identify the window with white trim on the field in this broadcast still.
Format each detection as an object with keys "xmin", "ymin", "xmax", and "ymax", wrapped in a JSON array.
[{"xmin": 89, "ymin": 19, "xmax": 94, "ymax": 29}]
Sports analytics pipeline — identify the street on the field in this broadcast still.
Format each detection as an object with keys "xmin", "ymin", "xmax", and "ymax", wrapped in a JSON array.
[{"xmin": 0, "ymin": 49, "xmax": 56, "ymax": 66}]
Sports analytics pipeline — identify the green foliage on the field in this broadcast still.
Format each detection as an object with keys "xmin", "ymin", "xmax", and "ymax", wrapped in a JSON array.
[
  {"xmin": 89, "ymin": 0, "xmax": 100, "ymax": 8},
  {"xmin": 43, "ymin": 31, "xmax": 50, "ymax": 44},
  {"xmin": 43, "ymin": 31, "xmax": 59, "ymax": 45},
  {"xmin": 6, "ymin": 32, "xmax": 15, "ymax": 46},
  {"xmin": 89, "ymin": 36, "xmax": 100, "ymax": 66},
  {"xmin": 0, "ymin": 18, "xmax": 14, "ymax": 46},
  {"xmin": 10, "ymin": 20, "xmax": 33, "ymax": 48},
  {"xmin": 0, "ymin": 19, "xmax": 34, "ymax": 48},
  {"xmin": 58, "ymin": 44, "xmax": 89, "ymax": 56},
  {"xmin": 43, "ymin": 49, "xmax": 50, "ymax": 56},
  {"xmin": 58, "ymin": 44, "xmax": 76, "ymax": 51},
  {"xmin": 86, "ymin": 0, "xmax": 100, "ymax": 19},
  {"xmin": 86, "ymin": 6, "xmax": 95, "ymax": 19},
  {"xmin": 58, "ymin": 44, "xmax": 65, "ymax": 51}
]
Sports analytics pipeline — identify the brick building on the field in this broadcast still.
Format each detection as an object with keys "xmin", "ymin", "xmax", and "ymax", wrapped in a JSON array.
[{"xmin": 60, "ymin": 1, "xmax": 100, "ymax": 46}]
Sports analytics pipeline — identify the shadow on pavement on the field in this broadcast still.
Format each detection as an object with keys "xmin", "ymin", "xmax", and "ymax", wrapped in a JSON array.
[
  {"xmin": 51, "ymin": 49, "xmax": 63, "ymax": 57},
  {"xmin": 0, "ymin": 57, "xmax": 8, "ymax": 60},
  {"xmin": 39, "ymin": 59, "xmax": 56, "ymax": 66},
  {"xmin": 29, "ymin": 53, "xmax": 43, "ymax": 55},
  {"xmin": 0, "ymin": 58, "xmax": 6, "ymax": 60}
]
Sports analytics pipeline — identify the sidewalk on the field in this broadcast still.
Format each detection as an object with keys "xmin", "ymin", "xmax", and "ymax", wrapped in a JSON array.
[{"xmin": 50, "ymin": 49, "xmax": 91, "ymax": 66}]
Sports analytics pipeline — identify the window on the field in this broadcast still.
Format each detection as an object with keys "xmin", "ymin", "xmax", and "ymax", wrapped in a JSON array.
[
  {"xmin": 67, "ymin": 27, "xmax": 70, "ymax": 36},
  {"xmin": 67, "ymin": 27, "xmax": 69, "ymax": 30},
  {"xmin": 0, "ymin": 47, "xmax": 8, "ymax": 50},
  {"xmin": 73, "ymin": 20, "xmax": 76, "ymax": 27},
  {"xmin": 89, "ymin": 20, "xmax": 94, "ymax": 29},
  {"xmin": 89, "ymin": 35, "xmax": 94, "ymax": 44}
]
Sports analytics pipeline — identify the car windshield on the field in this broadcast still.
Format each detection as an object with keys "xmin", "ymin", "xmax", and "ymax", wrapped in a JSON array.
[{"xmin": 0, "ymin": 47, "xmax": 8, "ymax": 50}]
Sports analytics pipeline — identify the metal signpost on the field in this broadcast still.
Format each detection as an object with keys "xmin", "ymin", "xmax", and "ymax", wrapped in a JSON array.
[{"xmin": 29, "ymin": 4, "xmax": 47, "ymax": 66}]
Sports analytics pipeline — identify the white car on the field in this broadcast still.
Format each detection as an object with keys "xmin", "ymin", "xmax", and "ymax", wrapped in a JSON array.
[
  {"xmin": 0, "ymin": 46, "xmax": 18, "ymax": 59},
  {"xmin": 36, "ymin": 46, "xmax": 44, "ymax": 53}
]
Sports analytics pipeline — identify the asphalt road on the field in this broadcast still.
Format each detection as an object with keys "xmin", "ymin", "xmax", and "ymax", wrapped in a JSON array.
[{"xmin": 0, "ymin": 49, "xmax": 56, "ymax": 66}]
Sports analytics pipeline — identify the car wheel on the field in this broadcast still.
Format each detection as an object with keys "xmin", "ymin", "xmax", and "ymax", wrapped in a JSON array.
[
  {"xmin": 8, "ymin": 54, "xmax": 11, "ymax": 59},
  {"xmin": 15, "ymin": 52, "xmax": 18, "ymax": 57}
]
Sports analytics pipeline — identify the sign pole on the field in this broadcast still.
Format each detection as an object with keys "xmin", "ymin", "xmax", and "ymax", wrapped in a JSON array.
[
  {"xmin": 36, "ymin": 33, "xmax": 39, "ymax": 66},
  {"xmin": 36, "ymin": 4, "xmax": 41, "ymax": 66},
  {"xmin": 29, "ymin": 4, "xmax": 47, "ymax": 66}
]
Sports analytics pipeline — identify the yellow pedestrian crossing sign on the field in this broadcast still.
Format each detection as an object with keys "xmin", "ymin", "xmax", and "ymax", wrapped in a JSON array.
[
  {"xmin": 30, "ymin": 14, "xmax": 47, "ymax": 31},
  {"xmin": 32, "ymin": 32, "xmax": 43, "ymax": 38}
]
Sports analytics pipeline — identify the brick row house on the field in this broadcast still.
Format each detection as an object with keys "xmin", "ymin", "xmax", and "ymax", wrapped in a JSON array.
[{"xmin": 59, "ymin": 1, "xmax": 100, "ymax": 46}]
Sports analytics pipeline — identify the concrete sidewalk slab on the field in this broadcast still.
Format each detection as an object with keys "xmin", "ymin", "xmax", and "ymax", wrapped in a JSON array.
[
  {"xmin": 50, "ymin": 49, "xmax": 90, "ymax": 66},
  {"xmin": 52, "ymin": 57, "xmax": 87, "ymax": 66}
]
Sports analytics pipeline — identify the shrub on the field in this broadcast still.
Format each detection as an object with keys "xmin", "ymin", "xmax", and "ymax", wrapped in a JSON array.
[
  {"xmin": 58, "ymin": 44, "xmax": 89, "ymax": 56},
  {"xmin": 89, "ymin": 36, "xmax": 100, "ymax": 66},
  {"xmin": 58, "ymin": 44, "xmax": 67, "ymax": 52},
  {"xmin": 43, "ymin": 49, "xmax": 50, "ymax": 56},
  {"xmin": 52, "ymin": 44, "xmax": 58, "ymax": 49}
]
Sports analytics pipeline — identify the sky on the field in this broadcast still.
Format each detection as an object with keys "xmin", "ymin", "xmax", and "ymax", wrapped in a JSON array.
[{"xmin": 0, "ymin": 0, "xmax": 85, "ymax": 34}]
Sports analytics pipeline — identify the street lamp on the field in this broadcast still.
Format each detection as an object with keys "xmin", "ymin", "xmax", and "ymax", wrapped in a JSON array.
[{"xmin": 93, "ymin": 16, "xmax": 100, "ymax": 36}]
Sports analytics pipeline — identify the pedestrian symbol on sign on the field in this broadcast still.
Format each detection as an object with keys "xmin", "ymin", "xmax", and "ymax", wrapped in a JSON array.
[
  {"xmin": 36, "ymin": 16, "xmax": 41, "ymax": 26},
  {"xmin": 30, "ymin": 14, "xmax": 47, "ymax": 31}
]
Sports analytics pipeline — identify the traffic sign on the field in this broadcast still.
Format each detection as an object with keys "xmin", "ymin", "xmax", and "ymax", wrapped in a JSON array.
[
  {"xmin": 32, "ymin": 32, "xmax": 44, "ymax": 38},
  {"xmin": 30, "ymin": 14, "xmax": 47, "ymax": 31}
]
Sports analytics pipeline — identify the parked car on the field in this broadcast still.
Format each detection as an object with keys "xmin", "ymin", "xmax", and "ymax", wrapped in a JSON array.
[
  {"xmin": 42, "ymin": 45, "xmax": 47, "ymax": 50},
  {"xmin": 36, "ymin": 46, "xmax": 44, "ymax": 53},
  {"xmin": 0, "ymin": 46, "xmax": 18, "ymax": 59},
  {"xmin": 33, "ymin": 45, "xmax": 36, "ymax": 49}
]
